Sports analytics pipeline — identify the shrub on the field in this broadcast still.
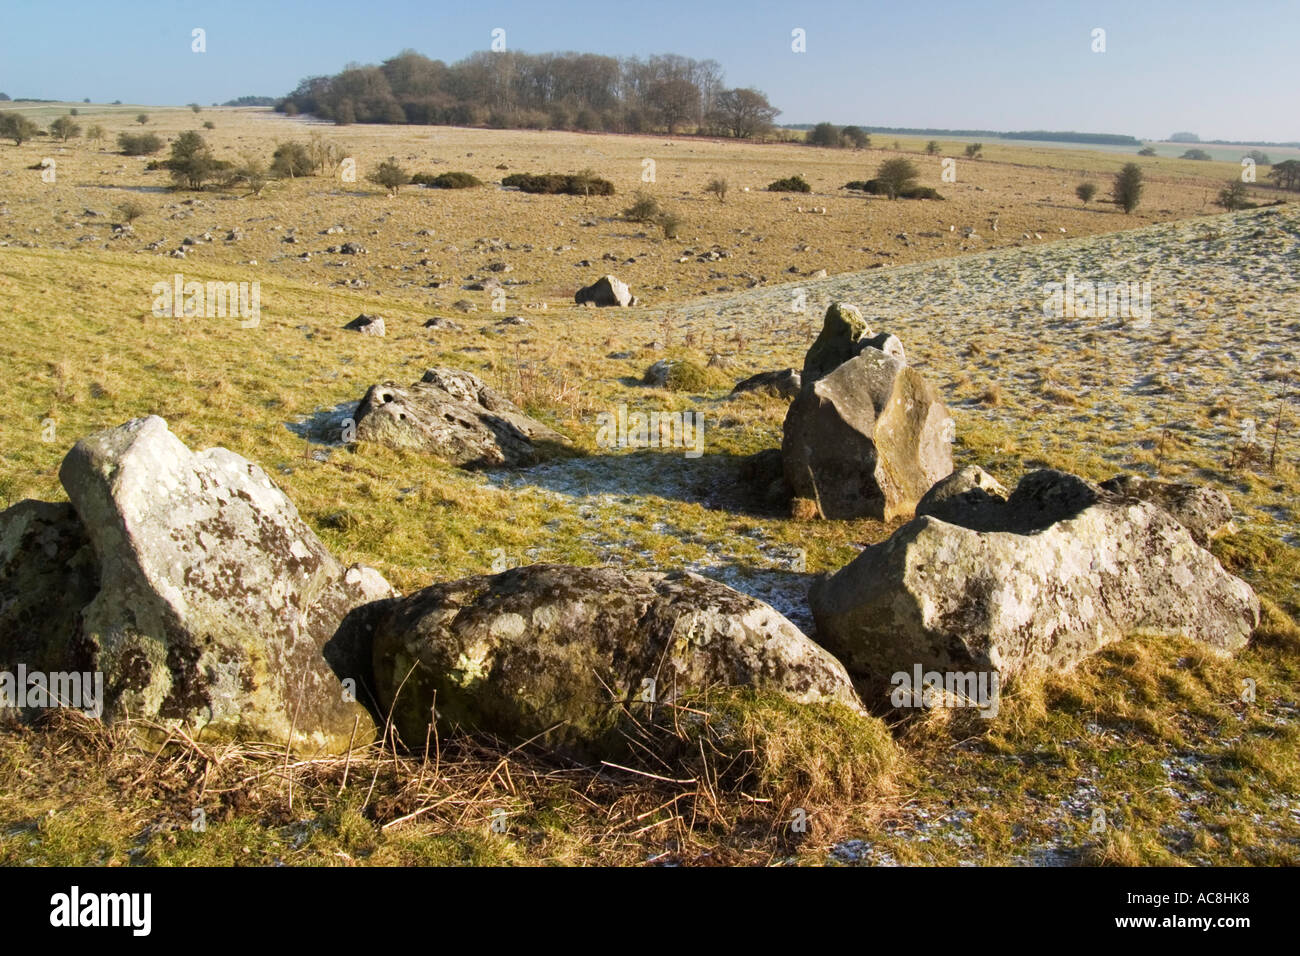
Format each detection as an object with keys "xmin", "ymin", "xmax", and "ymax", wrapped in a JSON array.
[
  {"xmin": 117, "ymin": 132, "xmax": 164, "ymax": 155},
  {"xmin": 964, "ymin": 142, "xmax": 983, "ymax": 158},
  {"xmin": 202, "ymin": 120, "xmax": 215, "ymax": 130},
  {"xmin": 1113, "ymin": 162, "xmax": 1144, "ymax": 213},
  {"xmin": 925, "ymin": 140, "xmax": 940, "ymax": 155},
  {"xmin": 168, "ymin": 130, "xmax": 228, "ymax": 190},
  {"xmin": 86, "ymin": 124, "xmax": 104, "ymax": 142},
  {"xmin": 136, "ymin": 113, "xmax": 148, "ymax": 125},
  {"xmin": 189, "ymin": 103, "xmax": 201, "ymax": 113},
  {"xmin": 841, "ymin": 125, "xmax": 870, "ymax": 148},
  {"xmin": 49, "ymin": 116, "xmax": 80, "ymax": 141},
  {"xmin": 1138, "ymin": 146, "xmax": 1157, "ymax": 156},
  {"xmin": 233, "ymin": 152, "xmax": 270, "ymax": 196},
  {"xmin": 705, "ymin": 178, "xmax": 728, "ymax": 202},
  {"xmin": 410, "ymin": 171, "xmax": 482, "ymax": 188},
  {"xmin": 622, "ymin": 190, "xmax": 663, "ymax": 222},
  {"xmin": 875, "ymin": 157, "xmax": 921, "ymax": 199},
  {"xmin": 806, "ymin": 122, "xmax": 840, "ymax": 147},
  {"xmin": 500, "ymin": 172, "xmax": 615, "ymax": 195},
  {"xmin": 767, "ymin": 175, "xmax": 811, "ymax": 193},
  {"xmin": 0, "ymin": 112, "xmax": 40, "ymax": 145},
  {"xmin": 1076, "ymin": 182, "xmax": 1098, "ymax": 204},
  {"xmin": 367, "ymin": 155, "xmax": 410, "ymax": 194},
  {"xmin": 1180, "ymin": 148, "xmax": 1212, "ymax": 161},
  {"xmin": 270, "ymin": 141, "xmax": 313, "ymax": 179},
  {"xmin": 1215, "ymin": 181, "xmax": 1251, "ymax": 211},
  {"xmin": 657, "ymin": 209, "xmax": 683, "ymax": 239},
  {"xmin": 845, "ymin": 178, "xmax": 941, "ymax": 200},
  {"xmin": 118, "ymin": 199, "xmax": 146, "ymax": 223}
]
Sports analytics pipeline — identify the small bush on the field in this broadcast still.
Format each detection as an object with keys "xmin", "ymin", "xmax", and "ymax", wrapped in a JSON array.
[
  {"xmin": 1113, "ymin": 162, "xmax": 1144, "ymax": 214},
  {"xmin": 767, "ymin": 175, "xmax": 811, "ymax": 193},
  {"xmin": 660, "ymin": 359, "xmax": 710, "ymax": 392},
  {"xmin": 705, "ymin": 178, "xmax": 728, "ymax": 202},
  {"xmin": 501, "ymin": 172, "xmax": 615, "ymax": 195},
  {"xmin": 622, "ymin": 190, "xmax": 663, "ymax": 222},
  {"xmin": 118, "ymin": 200, "xmax": 146, "ymax": 223},
  {"xmin": 1076, "ymin": 182, "xmax": 1098, "ymax": 204},
  {"xmin": 135, "ymin": 113, "xmax": 148, "ymax": 125},
  {"xmin": 1138, "ymin": 146, "xmax": 1157, "ymax": 156},
  {"xmin": 964, "ymin": 142, "xmax": 983, "ymax": 159},
  {"xmin": 1180, "ymin": 148, "xmax": 1212, "ymax": 161},
  {"xmin": 410, "ymin": 171, "xmax": 483, "ymax": 189},
  {"xmin": 270, "ymin": 141, "xmax": 313, "ymax": 179},
  {"xmin": 1215, "ymin": 181, "xmax": 1251, "ymax": 211},
  {"xmin": 118, "ymin": 132, "xmax": 164, "ymax": 156},
  {"xmin": 367, "ymin": 156, "xmax": 410, "ymax": 194},
  {"xmin": 657, "ymin": 209, "xmax": 683, "ymax": 239},
  {"xmin": 202, "ymin": 120, "xmax": 215, "ymax": 130}
]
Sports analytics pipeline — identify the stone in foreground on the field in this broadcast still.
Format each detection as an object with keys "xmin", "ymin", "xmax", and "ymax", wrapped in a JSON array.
[
  {"xmin": 372, "ymin": 564, "xmax": 864, "ymax": 756},
  {"xmin": 783, "ymin": 348, "xmax": 953, "ymax": 520},
  {"xmin": 810, "ymin": 470, "xmax": 1259, "ymax": 704},
  {"xmin": 58, "ymin": 416, "xmax": 389, "ymax": 752},
  {"xmin": 353, "ymin": 367, "xmax": 568, "ymax": 467}
]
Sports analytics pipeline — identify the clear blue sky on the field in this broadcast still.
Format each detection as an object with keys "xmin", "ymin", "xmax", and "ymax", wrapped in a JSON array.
[{"xmin": 1, "ymin": 0, "xmax": 1295, "ymax": 141}]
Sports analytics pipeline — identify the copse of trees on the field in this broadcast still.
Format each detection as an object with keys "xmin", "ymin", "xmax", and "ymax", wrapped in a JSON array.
[
  {"xmin": 1267, "ymin": 159, "xmax": 1300, "ymax": 191},
  {"xmin": 278, "ymin": 49, "xmax": 780, "ymax": 138},
  {"xmin": 1180, "ymin": 148, "xmax": 1212, "ymax": 161}
]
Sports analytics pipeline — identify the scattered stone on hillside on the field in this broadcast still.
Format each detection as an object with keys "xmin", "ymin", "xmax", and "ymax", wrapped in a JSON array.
[
  {"xmin": 1098, "ymin": 474, "xmax": 1235, "ymax": 547},
  {"xmin": 340, "ymin": 241, "xmax": 367, "ymax": 255},
  {"xmin": 55, "ymin": 416, "xmax": 391, "ymax": 752},
  {"xmin": 423, "ymin": 317, "xmax": 464, "ymax": 331},
  {"xmin": 916, "ymin": 465, "xmax": 1009, "ymax": 527},
  {"xmin": 225, "ymin": 228, "xmax": 243, "ymax": 241},
  {"xmin": 811, "ymin": 470, "xmax": 1259, "ymax": 706},
  {"xmin": 487, "ymin": 261, "xmax": 512, "ymax": 273},
  {"xmin": 731, "ymin": 368, "xmax": 801, "ymax": 400},
  {"xmin": 783, "ymin": 344, "xmax": 953, "ymax": 520},
  {"xmin": 343, "ymin": 313, "xmax": 385, "ymax": 336},
  {"xmin": 453, "ymin": 299, "xmax": 477, "ymax": 313},
  {"xmin": 371, "ymin": 564, "xmax": 865, "ymax": 757},
  {"xmin": 352, "ymin": 368, "xmax": 568, "ymax": 467},
  {"xmin": 575, "ymin": 274, "xmax": 637, "ymax": 308},
  {"xmin": 465, "ymin": 277, "xmax": 501, "ymax": 292},
  {"xmin": 0, "ymin": 500, "xmax": 100, "ymax": 720}
]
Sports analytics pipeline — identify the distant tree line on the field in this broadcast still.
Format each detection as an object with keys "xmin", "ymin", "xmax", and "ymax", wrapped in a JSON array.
[
  {"xmin": 784, "ymin": 125, "xmax": 1140, "ymax": 147},
  {"xmin": 277, "ymin": 49, "xmax": 780, "ymax": 138}
]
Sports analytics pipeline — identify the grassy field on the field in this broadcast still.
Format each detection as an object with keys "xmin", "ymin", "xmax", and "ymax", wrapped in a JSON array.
[{"xmin": 1, "ymin": 109, "xmax": 1297, "ymax": 865}]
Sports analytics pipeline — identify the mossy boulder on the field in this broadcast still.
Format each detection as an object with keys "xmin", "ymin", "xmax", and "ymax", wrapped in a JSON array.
[
  {"xmin": 371, "ymin": 564, "xmax": 865, "ymax": 759},
  {"xmin": 56, "ymin": 416, "xmax": 391, "ymax": 753}
]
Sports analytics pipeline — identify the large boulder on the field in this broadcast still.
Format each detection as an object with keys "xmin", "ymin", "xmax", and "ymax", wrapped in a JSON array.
[
  {"xmin": 782, "ymin": 348, "xmax": 953, "ymax": 520},
  {"xmin": 372, "ymin": 564, "xmax": 864, "ymax": 756},
  {"xmin": 58, "ymin": 416, "xmax": 391, "ymax": 752},
  {"xmin": 575, "ymin": 274, "xmax": 637, "ymax": 307},
  {"xmin": 1098, "ymin": 474, "xmax": 1234, "ymax": 547},
  {"xmin": 810, "ymin": 470, "xmax": 1259, "ymax": 704},
  {"xmin": 0, "ymin": 500, "xmax": 100, "ymax": 720},
  {"xmin": 353, "ymin": 367, "xmax": 568, "ymax": 467}
]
